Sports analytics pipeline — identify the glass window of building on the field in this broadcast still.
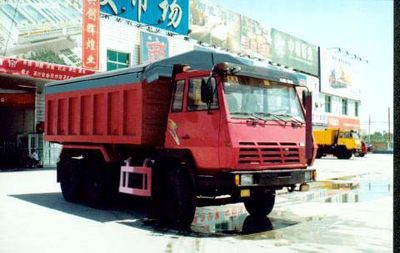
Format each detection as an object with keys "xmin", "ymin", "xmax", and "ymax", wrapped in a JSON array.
[
  {"xmin": 324, "ymin": 95, "xmax": 331, "ymax": 113},
  {"xmin": 342, "ymin": 98, "xmax": 348, "ymax": 115},
  {"xmin": 107, "ymin": 50, "xmax": 130, "ymax": 71},
  {"xmin": 355, "ymin": 101, "xmax": 359, "ymax": 117}
]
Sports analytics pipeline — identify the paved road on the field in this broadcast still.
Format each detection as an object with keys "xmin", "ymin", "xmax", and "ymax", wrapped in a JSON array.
[{"xmin": 0, "ymin": 154, "xmax": 393, "ymax": 253}]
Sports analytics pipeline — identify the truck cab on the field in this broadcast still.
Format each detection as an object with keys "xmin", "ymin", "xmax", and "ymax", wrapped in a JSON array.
[
  {"xmin": 337, "ymin": 130, "xmax": 362, "ymax": 153},
  {"xmin": 164, "ymin": 62, "xmax": 316, "ymax": 209}
]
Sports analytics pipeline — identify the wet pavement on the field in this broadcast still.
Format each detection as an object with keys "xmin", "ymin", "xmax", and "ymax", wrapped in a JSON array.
[{"xmin": 0, "ymin": 154, "xmax": 393, "ymax": 252}]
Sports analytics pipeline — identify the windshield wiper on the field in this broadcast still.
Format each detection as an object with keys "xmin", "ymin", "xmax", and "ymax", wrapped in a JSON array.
[
  {"xmin": 230, "ymin": 112, "xmax": 266, "ymax": 122},
  {"xmin": 230, "ymin": 112, "xmax": 290, "ymax": 127},
  {"xmin": 253, "ymin": 112, "xmax": 287, "ymax": 126},
  {"xmin": 275, "ymin": 113, "xmax": 304, "ymax": 126}
]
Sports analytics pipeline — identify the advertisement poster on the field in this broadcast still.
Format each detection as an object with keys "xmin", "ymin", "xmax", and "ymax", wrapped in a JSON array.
[
  {"xmin": 320, "ymin": 48, "xmax": 363, "ymax": 100},
  {"xmin": 82, "ymin": 0, "xmax": 100, "ymax": 70},
  {"xmin": 190, "ymin": 0, "xmax": 240, "ymax": 52},
  {"xmin": 240, "ymin": 16, "xmax": 271, "ymax": 59},
  {"xmin": 271, "ymin": 28, "xmax": 318, "ymax": 76},
  {"xmin": 100, "ymin": 0, "xmax": 189, "ymax": 35},
  {"xmin": 140, "ymin": 32, "xmax": 169, "ymax": 64}
]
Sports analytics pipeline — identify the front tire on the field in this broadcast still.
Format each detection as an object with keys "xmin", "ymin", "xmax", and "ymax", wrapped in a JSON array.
[
  {"xmin": 160, "ymin": 168, "xmax": 196, "ymax": 229},
  {"xmin": 244, "ymin": 191, "xmax": 275, "ymax": 217}
]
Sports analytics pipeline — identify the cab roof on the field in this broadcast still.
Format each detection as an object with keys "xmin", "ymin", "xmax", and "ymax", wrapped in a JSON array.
[{"xmin": 45, "ymin": 49, "xmax": 299, "ymax": 94}]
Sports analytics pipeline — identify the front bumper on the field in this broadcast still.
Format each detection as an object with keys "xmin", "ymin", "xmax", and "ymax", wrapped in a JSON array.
[{"xmin": 197, "ymin": 168, "xmax": 317, "ymax": 191}]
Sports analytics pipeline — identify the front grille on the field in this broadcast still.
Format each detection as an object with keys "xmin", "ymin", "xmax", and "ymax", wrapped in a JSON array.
[{"xmin": 238, "ymin": 142, "xmax": 300, "ymax": 166}]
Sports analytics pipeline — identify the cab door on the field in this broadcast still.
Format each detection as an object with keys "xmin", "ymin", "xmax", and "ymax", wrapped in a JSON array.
[{"xmin": 165, "ymin": 72, "xmax": 221, "ymax": 170}]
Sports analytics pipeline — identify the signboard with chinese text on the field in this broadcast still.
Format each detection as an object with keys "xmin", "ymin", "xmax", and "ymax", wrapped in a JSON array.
[
  {"xmin": 0, "ymin": 93, "xmax": 35, "ymax": 108},
  {"xmin": 100, "ymin": 0, "xmax": 189, "ymax": 35},
  {"xmin": 0, "ymin": 57, "xmax": 95, "ymax": 80},
  {"xmin": 271, "ymin": 28, "xmax": 318, "ymax": 76},
  {"xmin": 190, "ymin": 0, "xmax": 240, "ymax": 52},
  {"xmin": 320, "ymin": 48, "xmax": 363, "ymax": 100},
  {"xmin": 140, "ymin": 32, "xmax": 169, "ymax": 64},
  {"xmin": 82, "ymin": 0, "xmax": 100, "ymax": 70},
  {"xmin": 327, "ymin": 115, "xmax": 360, "ymax": 130},
  {"xmin": 240, "ymin": 16, "xmax": 271, "ymax": 59}
]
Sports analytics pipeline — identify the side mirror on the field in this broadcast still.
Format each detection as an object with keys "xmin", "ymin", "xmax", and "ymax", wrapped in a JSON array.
[{"xmin": 201, "ymin": 77, "xmax": 214, "ymax": 104}]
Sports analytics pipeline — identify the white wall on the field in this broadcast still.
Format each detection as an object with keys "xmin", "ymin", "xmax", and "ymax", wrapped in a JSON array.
[
  {"xmin": 320, "ymin": 93, "xmax": 360, "ymax": 118},
  {"xmin": 99, "ymin": 17, "xmax": 140, "ymax": 71},
  {"xmin": 99, "ymin": 16, "xmax": 195, "ymax": 72}
]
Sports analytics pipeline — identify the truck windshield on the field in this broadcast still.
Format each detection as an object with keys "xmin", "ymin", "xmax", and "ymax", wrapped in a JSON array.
[
  {"xmin": 223, "ymin": 75, "xmax": 304, "ymax": 122},
  {"xmin": 351, "ymin": 132, "xmax": 360, "ymax": 139}
]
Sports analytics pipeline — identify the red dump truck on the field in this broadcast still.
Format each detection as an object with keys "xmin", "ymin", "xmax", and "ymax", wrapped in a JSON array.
[{"xmin": 45, "ymin": 50, "xmax": 316, "ymax": 229}]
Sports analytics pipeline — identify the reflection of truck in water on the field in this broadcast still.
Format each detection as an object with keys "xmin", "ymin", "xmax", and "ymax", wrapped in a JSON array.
[
  {"xmin": 45, "ymin": 50, "xmax": 316, "ymax": 229},
  {"xmin": 313, "ymin": 128, "xmax": 361, "ymax": 159},
  {"xmin": 329, "ymin": 67, "xmax": 352, "ymax": 88}
]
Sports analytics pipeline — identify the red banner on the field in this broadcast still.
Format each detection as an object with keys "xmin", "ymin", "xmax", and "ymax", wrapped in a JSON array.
[
  {"xmin": 0, "ymin": 93, "xmax": 35, "ymax": 108},
  {"xmin": 82, "ymin": 0, "xmax": 100, "ymax": 70},
  {"xmin": 0, "ymin": 58, "xmax": 95, "ymax": 80}
]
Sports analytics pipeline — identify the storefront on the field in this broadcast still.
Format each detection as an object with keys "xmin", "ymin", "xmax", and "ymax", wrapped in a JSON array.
[{"xmin": 0, "ymin": 57, "xmax": 94, "ymax": 167}]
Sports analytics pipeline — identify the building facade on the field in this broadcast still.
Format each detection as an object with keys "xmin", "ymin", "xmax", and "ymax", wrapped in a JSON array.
[
  {"xmin": 0, "ymin": 0, "xmax": 365, "ymax": 166},
  {"xmin": 96, "ymin": 0, "xmax": 363, "ymax": 131}
]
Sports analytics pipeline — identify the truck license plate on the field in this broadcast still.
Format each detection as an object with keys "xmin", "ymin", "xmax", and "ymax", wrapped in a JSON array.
[{"xmin": 240, "ymin": 189, "xmax": 250, "ymax": 197}]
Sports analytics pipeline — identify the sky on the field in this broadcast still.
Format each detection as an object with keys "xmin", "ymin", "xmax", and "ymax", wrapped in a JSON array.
[{"xmin": 213, "ymin": 0, "xmax": 393, "ymax": 134}]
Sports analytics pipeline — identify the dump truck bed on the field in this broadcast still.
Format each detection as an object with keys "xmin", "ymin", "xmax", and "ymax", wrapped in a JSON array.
[
  {"xmin": 44, "ymin": 50, "xmax": 249, "ymax": 146},
  {"xmin": 313, "ymin": 129, "xmax": 339, "ymax": 146},
  {"xmin": 45, "ymin": 74, "xmax": 172, "ymax": 146}
]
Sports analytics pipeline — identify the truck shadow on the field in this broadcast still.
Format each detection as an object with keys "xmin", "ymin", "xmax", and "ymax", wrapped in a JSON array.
[{"xmin": 10, "ymin": 192, "xmax": 291, "ymax": 237}]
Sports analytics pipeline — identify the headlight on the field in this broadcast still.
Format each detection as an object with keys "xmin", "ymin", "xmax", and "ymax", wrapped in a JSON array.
[
  {"xmin": 240, "ymin": 174, "xmax": 254, "ymax": 186},
  {"xmin": 304, "ymin": 171, "xmax": 316, "ymax": 181},
  {"xmin": 304, "ymin": 171, "xmax": 311, "ymax": 181}
]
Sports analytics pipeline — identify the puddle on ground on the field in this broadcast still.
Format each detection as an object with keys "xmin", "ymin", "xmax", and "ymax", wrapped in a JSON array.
[
  {"xmin": 128, "ymin": 175, "xmax": 393, "ymax": 236},
  {"xmin": 189, "ymin": 176, "xmax": 392, "ymax": 235},
  {"xmin": 190, "ymin": 204, "xmax": 297, "ymax": 235},
  {"xmin": 318, "ymin": 175, "xmax": 392, "ymax": 203}
]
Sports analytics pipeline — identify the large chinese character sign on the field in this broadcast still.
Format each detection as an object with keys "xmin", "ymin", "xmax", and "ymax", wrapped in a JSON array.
[
  {"xmin": 82, "ymin": 0, "xmax": 100, "ymax": 70},
  {"xmin": 100, "ymin": 0, "xmax": 189, "ymax": 35}
]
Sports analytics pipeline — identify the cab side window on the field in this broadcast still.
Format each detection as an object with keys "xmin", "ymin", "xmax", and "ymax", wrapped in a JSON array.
[
  {"xmin": 171, "ymin": 80, "xmax": 185, "ymax": 112},
  {"xmin": 187, "ymin": 77, "xmax": 219, "ymax": 111}
]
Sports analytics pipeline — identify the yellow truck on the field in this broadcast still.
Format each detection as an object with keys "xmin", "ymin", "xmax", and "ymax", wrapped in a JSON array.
[{"xmin": 313, "ymin": 128, "xmax": 362, "ymax": 159}]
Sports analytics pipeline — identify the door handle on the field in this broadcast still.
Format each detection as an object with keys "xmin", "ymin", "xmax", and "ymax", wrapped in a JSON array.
[{"xmin": 182, "ymin": 134, "xmax": 190, "ymax": 139}]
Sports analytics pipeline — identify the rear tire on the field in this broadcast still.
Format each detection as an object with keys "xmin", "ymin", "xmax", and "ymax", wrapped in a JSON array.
[
  {"xmin": 160, "ymin": 168, "xmax": 196, "ymax": 230},
  {"xmin": 82, "ymin": 156, "xmax": 118, "ymax": 208},
  {"xmin": 59, "ymin": 158, "xmax": 83, "ymax": 203},
  {"xmin": 244, "ymin": 191, "xmax": 275, "ymax": 217},
  {"xmin": 316, "ymin": 149, "xmax": 323, "ymax": 159},
  {"xmin": 335, "ymin": 147, "xmax": 352, "ymax": 159}
]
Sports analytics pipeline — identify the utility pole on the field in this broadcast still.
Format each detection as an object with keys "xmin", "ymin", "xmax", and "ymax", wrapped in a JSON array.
[
  {"xmin": 388, "ymin": 107, "xmax": 391, "ymax": 149},
  {"xmin": 368, "ymin": 114, "xmax": 371, "ymax": 143}
]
